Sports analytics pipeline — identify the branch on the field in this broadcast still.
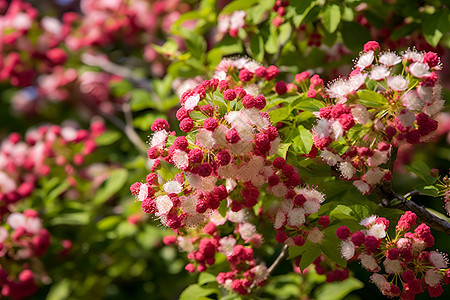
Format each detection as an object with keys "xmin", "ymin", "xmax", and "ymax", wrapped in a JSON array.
[
  {"xmin": 82, "ymin": 98, "xmax": 148, "ymax": 156},
  {"xmin": 81, "ymin": 53, "xmax": 161, "ymax": 105},
  {"xmin": 267, "ymin": 244, "xmax": 289, "ymax": 276},
  {"xmin": 376, "ymin": 182, "xmax": 450, "ymax": 235}
]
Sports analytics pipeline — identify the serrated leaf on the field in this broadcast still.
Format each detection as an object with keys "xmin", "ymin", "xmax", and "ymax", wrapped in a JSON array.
[
  {"xmin": 291, "ymin": 0, "xmax": 316, "ymax": 27},
  {"xmin": 322, "ymin": 4, "xmax": 341, "ymax": 33},
  {"xmin": 269, "ymin": 107, "xmax": 290, "ymax": 123},
  {"xmin": 321, "ymin": 228, "xmax": 347, "ymax": 267},
  {"xmin": 277, "ymin": 143, "xmax": 291, "ymax": 159},
  {"xmin": 218, "ymin": 199, "xmax": 227, "ymax": 218},
  {"xmin": 95, "ymin": 130, "xmax": 121, "ymax": 146},
  {"xmin": 357, "ymin": 90, "xmax": 387, "ymax": 107},
  {"xmin": 278, "ymin": 23, "xmax": 292, "ymax": 45},
  {"xmin": 130, "ymin": 89, "xmax": 155, "ymax": 111}
]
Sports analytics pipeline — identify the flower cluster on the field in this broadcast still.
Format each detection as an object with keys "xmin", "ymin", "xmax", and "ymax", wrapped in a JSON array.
[
  {"xmin": 303, "ymin": 41, "xmax": 444, "ymax": 194},
  {"xmin": 338, "ymin": 211, "xmax": 449, "ymax": 299},
  {"xmin": 217, "ymin": 10, "xmax": 246, "ymax": 38},
  {"xmin": 0, "ymin": 210, "xmax": 50, "ymax": 300},
  {"xmin": 0, "ymin": 121, "xmax": 105, "ymax": 216},
  {"xmin": 165, "ymin": 217, "xmax": 267, "ymax": 295},
  {"xmin": 0, "ymin": 0, "xmax": 68, "ymax": 88}
]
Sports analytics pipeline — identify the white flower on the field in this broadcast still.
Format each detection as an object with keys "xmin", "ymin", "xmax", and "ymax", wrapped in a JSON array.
[
  {"xmin": 367, "ymin": 223, "xmax": 386, "ymax": 239},
  {"xmin": 155, "ymin": 195, "xmax": 173, "ymax": 216},
  {"xmin": 369, "ymin": 65, "xmax": 390, "ymax": 81},
  {"xmin": 239, "ymin": 223, "xmax": 257, "ymax": 240},
  {"xmin": 274, "ymin": 211, "xmax": 286, "ymax": 229},
  {"xmin": 287, "ymin": 208, "xmax": 306, "ymax": 227},
  {"xmin": 353, "ymin": 180, "xmax": 370, "ymax": 194},
  {"xmin": 429, "ymin": 251, "xmax": 448, "ymax": 269},
  {"xmin": 177, "ymin": 236, "xmax": 195, "ymax": 252},
  {"xmin": 195, "ymin": 129, "xmax": 215, "ymax": 150},
  {"xmin": 269, "ymin": 183, "xmax": 288, "ymax": 198},
  {"xmin": 0, "ymin": 171, "xmax": 17, "ymax": 194},
  {"xmin": 379, "ymin": 52, "xmax": 402, "ymax": 66},
  {"xmin": 348, "ymin": 73, "xmax": 367, "ymax": 91},
  {"xmin": 314, "ymin": 119, "xmax": 330, "ymax": 139},
  {"xmin": 360, "ymin": 215, "xmax": 378, "ymax": 227},
  {"xmin": 173, "ymin": 149, "xmax": 189, "ymax": 170},
  {"xmin": 163, "ymin": 180, "xmax": 183, "ymax": 194},
  {"xmin": 227, "ymin": 210, "xmax": 247, "ymax": 223},
  {"xmin": 398, "ymin": 109, "xmax": 416, "ymax": 128},
  {"xmin": 370, "ymin": 273, "xmax": 387, "ymax": 290},
  {"xmin": 425, "ymin": 269, "xmax": 442, "ymax": 287},
  {"xmin": 351, "ymin": 105, "xmax": 371, "ymax": 125},
  {"xmin": 340, "ymin": 240, "xmax": 355, "ymax": 260},
  {"xmin": 7, "ymin": 213, "xmax": 26, "ymax": 230},
  {"xmin": 331, "ymin": 120, "xmax": 344, "ymax": 140},
  {"xmin": 339, "ymin": 161, "xmax": 356, "ymax": 179},
  {"xmin": 229, "ymin": 10, "xmax": 246, "ymax": 30},
  {"xmin": 383, "ymin": 259, "xmax": 403, "ymax": 274},
  {"xmin": 320, "ymin": 150, "xmax": 342, "ymax": 166},
  {"xmin": 367, "ymin": 150, "xmax": 388, "ymax": 167},
  {"xmin": 387, "ymin": 75, "xmax": 409, "ymax": 91},
  {"xmin": 0, "ymin": 227, "xmax": 8, "ymax": 243},
  {"xmin": 185, "ymin": 172, "xmax": 216, "ymax": 192},
  {"xmin": 401, "ymin": 90, "xmax": 424, "ymax": 111},
  {"xmin": 184, "ymin": 94, "xmax": 200, "ymax": 111},
  {"xmin": 327, "ymin": 78, "xmax": 353, "ymax": 101},
  {"xmin": 364, "ymin": 168, "xmax": 385, "ymax": 185},
  {"xmin": 217, "ymin": 15, "xmax": 230, "ymax": 33},
  {"xmin": 356, "ymin": 51, "xmax": 374, "ymax": 69},
  {"xmin": 250, "ymin": 265, "xmax": 268, "ymax": 284},
  {"xmin": 138, "ymin": 183, "xmax": 149, "ymax": 201},
  {"xmin": 307, "ymin": 227, "xmax": 323, "ymax": 244},
  {"xmin": 150, "ymin": 130, "xmax": 168, "ymax": 149},
  {"xmin": 409, "ymin": 62, "xmax": 430, "ymax": 78},
  {"xmin": 359, "ymin": 253, "xmax": 380, "ymax": 271},
  {"xmin": 303, "ymin": 200, "xmax": 320, "ymax": 214},
  {"xmin": 219, "ymin": 236, "xmax": 236, "ymax": 256},
  {"xmin": 25, "ymin": 217, "xmax": 42, "ymax": 234},
  {"xmin": 402, "ymin": 49, "xmax": 424, "ymax": 63}
]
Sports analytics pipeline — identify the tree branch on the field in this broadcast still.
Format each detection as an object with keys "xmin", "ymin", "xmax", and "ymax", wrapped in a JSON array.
[
  {"xmin": 267, "ymin": 244, "xmax": 289, "ymax": 276},
  {"xmin": 376, "ymin": 182, "xmax": 450, "ymax": 235},
  {"xmin": 81, "ymin": 53, "xmax": 161, "ymax": 105}
]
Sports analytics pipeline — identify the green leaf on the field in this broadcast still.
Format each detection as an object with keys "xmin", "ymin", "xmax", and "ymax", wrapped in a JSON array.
[
  {"xmin": 391, "ymin": 22, "xmax": 420, "ymax": 41},
  {"xmin": 198, "ymin": 272, "xmax": 217, "ymax": 285},
  {"xmin": 92, "ymin": 169, "xmax": 129, "ymax": 205},
  {"xmin": 46, "ymin": 279, "xmax": 71, "ymax": 300},
  {"xmin": 265, "ymin": 26, "xmax": 279, "ymax": 54},
  {"xmin": 249, "ymin": 34, "xmax": 265, "ymax": 62},
  {"xmin": 291, "ymin": 0, "xmax": 316, "ymax": 28},
  {"xmin": 130, "ymin": 89, "xmax": 155, "ymax": 111},
  {"xmin": 110, "ymin": 80, "xmax": 133, "ymax": 98},
  {"xmin": 95, "ymin": 130, "xmax": 121, "ymax": 146},
  {"xmin": 315, "ymin": 278, "xmax": 363, "ymax": 300},
  {"xmin": 341, "ymin": 22, "xmax": 371, "ymax": 51},
  {"xmin": 322, "ymin": 4, "xmax": 341, "ymax": 33},
  {"xmin": 97, "ymin": 216, "xmax": 122, "ymax": 231},
  {"xmin": 277, "ymin": 143, "xmax": 291, "ymax": 159},
  {"xmin": 299, "ymin": 244, "xmax": 321, "ymax": 271},
  {"xmin": 292, "ymin": 125, "xmax": 313, "ymax": 155},
  {"xmin": 291, "ymin": 97, "xmax": 325, "ymax": 112},
  {"xmin": 268, "ymin": 106, "xmax": 290, "ymax": 123},
  {"xmin": 423, "ymin": 10, "xmax": 449, "ymax": 47},
  {"xmin": 414, "ymin": 183, "xmax": 439, "ymax": 197},
  {"xmin": 221, "ymin": 0, "xmax": 259, "ymax": 13},
  {"xmin": 179, "ymin": 284, "xmax": 218, "ymax": 300},
  {"xmin": 278, "ymin": 23, "xmax": 292, "ymax": 45},
  {"xmin": 357, "ymin": 90, "xmax": 387, "ymax": 107},
  {"xmin": 50, "ymin": 212, "xmax": 89, "ymax": 226},
  {"xmin": 321, "ymin": 227, "xmax": 347, "ymax": 267},
  {"xmin": 218, "ymin": 199, "xmax": 228, "ymax": 218},
  {"xmin": 404, "ymin": 161, "xmax": 437, "ymax": 185}
]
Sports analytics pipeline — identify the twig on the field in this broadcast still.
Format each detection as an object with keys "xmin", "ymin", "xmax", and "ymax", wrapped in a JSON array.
[
  {"xmin": 376, "ymin": 182, "xmax": 450, "ymax": 235},
  {"xmin": 81, "ymin": 53, "xmax": 161, "ymax": 105},
  {"xmin": 267, "ymin": 244, "xmax": 289, "ymax": 276},
  {"xmin": 404, "ymin": 190, "xmax": 420, "ymax": 199},
  {"xmin": 82, "ymin": 98, "xmax": 148, "ymax": 156}
]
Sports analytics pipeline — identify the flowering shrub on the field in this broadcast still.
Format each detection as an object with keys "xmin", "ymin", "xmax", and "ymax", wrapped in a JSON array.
[{"xmin": 1, "ymin": 0, "xmax": 449, "ymax": 299}]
